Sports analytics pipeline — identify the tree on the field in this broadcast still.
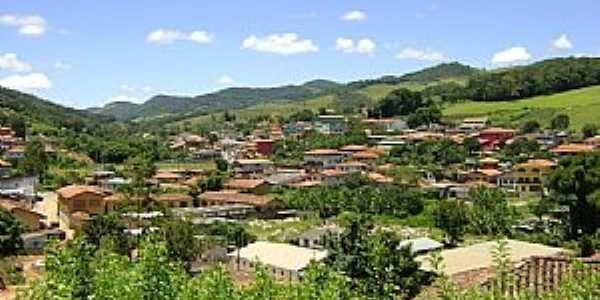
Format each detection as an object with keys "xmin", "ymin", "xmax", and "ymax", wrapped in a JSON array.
[
  {"xmin": 215, "ymin": 158, "xmax": 229, "ymax": 172},
  {"xmin": 548, "ymin": 153, "xmax": 600, "ymax": 237},
  {"xmin": 435, "ymin": 199, "xmax": 470, "ymax": 245},
  {"xmin": 521, "ymin": 120, "xmax": 541, "ymax": 134},
  {"xmin": 81, "ymin": 213, "xmax": 128, "ymax": 255},
  {"xmin": 0, "ymin": 210, "xmax": 23, "ymax": 256},
  {"xmin": 463, "ymin": 136, "xmax": 481, "ymax": 156},
  {"xmin": 158, "ymin": 217, "xmax": 202, "ymax": 271},
  {"xmin": 22, "ymin": 137, "xmax": 48, "ymax": 176},
  {"xmin": 376, "ymin": 88, "xmax": 424, "ymax": 117},
  {"xmin": 407, "ymin": 105, "xmax": 442, "ymax": 128},
  {"xmin": 468, "ymin": 187, "xmax": 516, "ymax": 236},
  {"xmin": 581, "ymin": 123, "xmax": 598, "ymax": 138},
  {"xmin": 551, "ymin": 114, "xmax": 570, "ymax": 130}
]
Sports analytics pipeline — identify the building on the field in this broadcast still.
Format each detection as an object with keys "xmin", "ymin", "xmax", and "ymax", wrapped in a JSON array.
[
  {"xmin": 255, "ymin": 139, "xmax": 275, "ymax": 156},
  {"xmin": 351, "ymin": 150, "xmax": 380, "ymax": 163},
  {"xmin": 56, "ymin": 185, "xmax": 111, "ymax": 229},
  {"xmin": 233, "ymin": 159, "xmax": 274, "ymax": 177},
  {"xmin": 199, "ymin": 190, "xmax": 271, "ymax": 210},
  {"xmin": 229, "ymin": 241, "xmax": 328, "ymax": 281},
  {"xmin": 304, "ymin": 149, "xmax": 345, "ymax": 170},
  {"xmin": 508, "ymin": 159, "xmax": 557, "ymax": 197},
  {"xmin": 0, "ymin": 160, "xmax": 11, "ymax": 178},
  {"xmin": 0, "ymin": 176, "xmax": 39, "ymax": 199},
  {"xmin": 399, "ymin": 237, "xmax": 444, "ymax": 254},
  {"xmin": 153, "ymin": 171, "xmax": 182, "ymax": 184},
  {"xmin": 296, "ymin": 226, "xmax": 343, "ymax": 249},
  {"xmin": 0, "ymin": 199, "xmax": 45, "ymax": 231},
  {"xmin": 154, "ymin": 193, "xmax": 194, "ymax": 208},
  {"xmin": 460, "ymin": 117, "xmax": 489, "ymax": 131},
  {"xmin": 584, "ymin": 135, "xmax": 600, "ymax": 148},
  {"xmin": 224, "ymin": 179, "xmax": 269, "ymax": 194},
  {"xmin": 478, "ymin": 128, "xmax": 516, "ymax": 151},
  {"xmin": 336, "ymin": 161, "xmax": 369, "ymax": 174},
  {"xmin": 550, "ymin": 143, "xmax": 595, "ymax": 156},
  {"xmin": 21, "ymin": 229, "xmax": 66, "ymax": 254},
  {"xmin": 316, "ymin": 115, "xmax": 347, "ymax": 135},
  {"xmin": 4, "ymin": 146, "xmax": 25, "ymax": 160}
]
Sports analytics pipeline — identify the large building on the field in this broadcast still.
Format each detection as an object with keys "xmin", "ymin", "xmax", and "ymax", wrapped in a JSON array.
[
  {"xmin": 56, "ymin": 185, "xmax": 111, "ymax": 229},
  {"xmin": 229, "ymin": 241, "xmax": 328, "ymax": 281}
]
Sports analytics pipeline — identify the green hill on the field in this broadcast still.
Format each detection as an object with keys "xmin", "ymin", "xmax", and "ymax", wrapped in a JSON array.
[{"xmin": 443, "ymin": 85, "xmax": 600, "ymax": 130}]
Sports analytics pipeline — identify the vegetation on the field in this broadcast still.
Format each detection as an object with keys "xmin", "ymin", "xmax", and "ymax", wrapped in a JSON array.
[{"xmin": 0, "ymin": 211, "xmax": 23, "ymax": 257}]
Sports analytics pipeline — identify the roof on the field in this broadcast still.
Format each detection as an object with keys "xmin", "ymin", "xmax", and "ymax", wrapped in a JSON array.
[
  {"xmin": 224, "ymin": 179, "xmax": 266, "ymax": 190},
  {"xmin": 288, "ymin": 180, "xmax": 323, "ymax": 188},
  {"xmin": 264, "ymin": 173, "xmax": 304, "ymax": 185},
  {"xmin": 0, "ymin": 160, "xmax": 11, "ymax": 167},
  {"xmin": 417, "ymin": 240, "xmax": 568, "ymax": 276},
  {"xmin": 352, "ymin": 150, "xmax": 380, "ymax": 160},
  {"xmin": 153, "ymin": 172, "xmax": 182, "ymax": 180},
  {"xmin": 321, "ymin": 169, "xmax": 347, "ymax": 177},
  {"xmin": 367, "ymin": 172, "xmax": 393, "ymax": 183},
  {"xmin": 199, "ymin": 191, "xmax": 270, "ymax": 207},
  {"xmin": 515, "ymin": 159, "xmax": 557, "ymax": 169},
  {"xmin": 304, "ymin": 149, "xmax": 343, "ymax": 156},
  {"xmin": 235, "ymin": 159, "xmax": 274, "ymax": 165},
  {"xmin": 399, "ymin": 237, "xmax": 443, "ymax": 253},
  {"xmin": 56, "ymin": 185, "xmax": 107, "ymax": 199},
  {"xmin": 584, "ymin": 135, "xmax": 600, "ymax": 144},
  {"xmin": 339, "ymin": 144, "xmax": 368, "ymax": 152},
  {"xmin": 550, "ymin": 143, "xmax": 595, "ymax": 154},
  {"xmin": 481, "ymin": 127, "xmax": 517, "ymax": 134},
  {"xmin": 478, "ymin": 157, "xmax": 499, "ymax": 164},
  {"xmin": 228, "ymin": 241, "xmax": 328, "ymax": 271},
  {"xmin": 155, "ymin": 193, "xmax": 193, "ymax": 202},
  {"xmin": 0, "ymin": 199, "xmax": 45, "ymax": 218},
  {"xmin": 474, "ymin": 169, "xmax": 503, "ymax": 177},
  {"xmin": 462, "ymin": 117, "xmax": 489, "ymax": 123}
]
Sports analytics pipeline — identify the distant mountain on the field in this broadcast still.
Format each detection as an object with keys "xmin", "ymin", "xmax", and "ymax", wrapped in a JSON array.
[
  {"xmin": 0, "ymin": 86, "xmax": 112, "ymax": 135},
  {"xmin": 348, "ymin": 62, "xmax": 479, "ymax": 88},
  {"xmin": 90, "ymin": 79, "xmax": 343, "ymax": 121}
]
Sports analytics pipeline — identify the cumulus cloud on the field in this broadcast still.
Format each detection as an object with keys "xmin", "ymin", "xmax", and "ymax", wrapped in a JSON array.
[
  {"xmin": 395, "ymin": 47, "xmax": 446, "ymax": 61},
  {"xmin": 0, "ymin": 53, "xmax": 32, "ymax": 72},
  {"xmin": 241, "ymin": 33, "xmax": 318, "ymax": 55},
  {"xmin": 0, "ymin": 14, "xmax": 47, "ymax": 36},
  {"xmin": 552, "ymin": 34, "xmax": 573, "ymax": 50},
  {"xmin": 0, "ymin": 73, "xmax": 52, "ymax": 91},
  {"xmin": 491, "ymin": 46, "xmax": 532, "ymax": 65},
  {"xmin": 147, "ymin": 29, "xmax": 213, "ymax": 45},
  {"xmin": 217, "ymin": 75, "xmax": 234, "ymax": 85},
  {"xmin": 342, "ymin": 10, "xmax": 367, "ymax": 21},
  {"xmin": 335, "ymin": 38, "xmax": 375, "ymax": 55}
]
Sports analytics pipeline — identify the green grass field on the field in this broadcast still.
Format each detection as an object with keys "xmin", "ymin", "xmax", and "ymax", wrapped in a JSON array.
[{"xmin": 443, "ymin": 85, "xmax": 600, "ymax": 130}]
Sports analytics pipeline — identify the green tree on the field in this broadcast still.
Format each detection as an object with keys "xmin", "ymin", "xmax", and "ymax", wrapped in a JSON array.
[
  {"xmin": 551, "ymin": 114, "xmax": 570, "ymax": 130},
  {"xmin": 469, "ymin": 187, "xmax": 516, "ymax": 236},
  {"xmin": 548, "ymin": 153, "xmax": 600, "ymax": 237},
  {"xmin": 581, "ymin": 123, "xmax": 598, "ymax": 138},
  {"xmin": 521, "ymin": 120, "xmax": 541, "ymax": 134},
  {"xmin": 376, "ymin": 88, "xmax": 424, "ymax": 117},
  {"xmin": 435, "ymin": 199, "xmax": 470, "ymax": 245},
  {"xmin": 81, "ymin": 213, "xmax": 128, "ymax": 255},
  {"xmin": 158, "ymin": 217, "xmax": 202, "ymax": 271},
  {"xmin": 0, "ymin": 210, "xmax": 23, "ymax": 256},
  {"xmin": 22, "ymin": 137, "xmax": 48, "ymax": 176}
]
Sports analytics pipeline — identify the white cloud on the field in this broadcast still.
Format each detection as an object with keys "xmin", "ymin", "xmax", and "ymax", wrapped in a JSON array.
[
  {"xmin": 395, "ymin": 47, "xmax": 446, "ymax": 61},
  {"xmin": 491, "ymin": 46, "xmax": 532, "ymax": 65},
  {"xmin": 0, "ymin": 14, "xmax": 47, "ymax": 37},
  {"xmin": 241, "ymin": 33, "xmax": 318, "ymax": 55},
  {"xmin": 141, "ymin": 86, "xmax": 154, "ymax": 93},
  {"xmin": 0, "ymin": 73, "xmax": 52, "ymax": 91},
  {"xmin": 147, "ymin": 29, "xmax": 213, "ymax": 45},
  {"xmin": 0, "ymin": 53, "xmax": 32, "ymax": 72},
  {"xmin": 106, "ymin": 94, "xmax": 140, "ymax": 103},
  {"xmin": 335, "ymin": 38, "xmax": 375, "ymax": 55},
  {"xmin": 217, "ymin": 75, "xmax": 234, "ymax": 85},
  {"xmin": 552, "ymin": 34, "xmax": 573, "ymax": 50},
  {"xmin": 54, "ymin": 61, "xmax": 71, "ymax": 70},
  {"xmin": 342, "ymin": 10, "xmax": 367, "ymax": 21}
]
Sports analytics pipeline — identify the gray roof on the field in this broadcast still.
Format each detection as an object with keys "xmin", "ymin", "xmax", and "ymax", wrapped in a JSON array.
[{"xmin": 399, "ymin": 237, "xmax": 443, "ymax": 253}]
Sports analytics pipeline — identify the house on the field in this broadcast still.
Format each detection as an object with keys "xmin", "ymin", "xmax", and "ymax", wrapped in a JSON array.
[
  {"xmin": 467, "ymin": 169, "xmax": 503, "ymax": 184},
  {"xmin": 21, "ymin": 229, "xmax": 66, "ymax": 254},
  {"xmin": 459, "ymin": 117, "xmax": 489, "ymax": 131},
  {"xmin": 0, "ymin": 176, "xmax": 39, "ymax": 199},
  {"xmin": 154, "ymin": 193, "xmax": 194, "ymax": 208},
  {"xmin": 399, "ymin": 237, "xmax": 443, "ymax": 254},
  {"xmin": 361, "ymin": 118, "xmax": 407, "ymax": 133},
  {"xmin": 4, "ymin": 146, "xmax": 25, "ymax": 160},
  {"xmin": 316, "ymin": 115, "xmax": 347, "ymax": 135},
  {"xmin": 233, "ymin": 159, "xmax": 274, "ymax": 177},
  {"xmin": 296, "ymin": 225, "xmax": 343, "ymax": 249},
  {"xmin": 224, "ymin": 179, "xmax": 269, "ymax": 194},
  {"xmin": 584, "ymin": 135, "xmax": 600, "ymax": 148},
  {"xmin": 339, "ymin": 144, "xmax": 369, "ymax": 153},
  {"xmin": 255, "ymin": 139, "xmax": 275, "ymax": 156},
  {"xmin": 550, "ymin": 143, "xmax": 595, "ymax": 156},
  {"xmin": 264, "ymin": 172, "xmax": 305, "ymax": 187},
  {"xmin": 508, "ymin": 159, "xmax": 557, "ymax": 197},
  {"xmin": 0, "ymin": 160, "xmax": 11, "ymax": 177},
  {"xmin": 199, "ymin": 190, "xmax": 271, "ymax": 210},
  {"xmin": 0, "ymin": 199, "xmax": 45, "ymax": 231},
  {"xmin": 56, "ymin": 185, "xmax": 111, "ymax": 229},
  {"xmin": 351, "ymin": 150, "xmax": 380, "ymax": 163},
  {"xmin": 229, "ymin": 241, "xmax": 328, "ymax": 281},
  {"xmin": 319, "ymin": 169, "xmax": 348, "ymax": 186},
  {"xmin": 304, "ymin": 149, "xmax": 345, "ymax": 170},
  {"xmin": 153, "ymin": 171, "xmax": 182, "ymax": 184},
  {"xmin": 336, "ymin": 161, "xmax": 369, "ymax": 174},
  {"xmin": 417, "ymin": 240, "xmax": 568, "ymax": 284},
  {"xmin": 367, "ymin": 172, "xmax": 394, "ymax": 184},
  {"xmin": 478, "ymin": 128, "xmax": 516, "ymax": 151},
  {"xmin": 478, "ymin": 157, "xmax": 500, "ymax": 169}
]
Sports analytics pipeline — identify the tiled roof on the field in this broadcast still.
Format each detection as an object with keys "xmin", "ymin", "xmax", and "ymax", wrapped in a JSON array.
[
  {"xmin": 224, "ymin": 179, "xmax": 266, "ymax": 190},
  {"xmin": 56, "ymin": 185, "xmax": 107, "ymax": 199}
]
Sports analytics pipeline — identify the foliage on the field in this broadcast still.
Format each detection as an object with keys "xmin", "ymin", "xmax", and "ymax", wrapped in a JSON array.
[
  {"xmin": 200, "ymin": 221, "xmax": 256, "ymax": 248},
  {"xmin": 389, "ymin": 138, "xmax": 466, "ymax": 167},
  {"xmin": 373, "ymin": 88, "xmax": 425, "ymax": 118},
  {"xmin": 520, "ymin": 120, "xmax": 540, "ymax": 133},
  {"xmin": 550, "ymin": 114, "xmax": 570, "ymax": 130},
  {"xmin": 581, "ymin": 123, "xmax": 598, "ymax": 138},
  {"xmin": 0, "ymin": 210, "xmax": 23, "ymax": 257},
  {"xmin": 468, "ymin": 187, "xmax": 517, "ymax": 236},
  {"xmin": 434, "ymin": 199, "xmax": 470, "ymax": 245},
  {"xmin": 273, "ymin": 129, "xmax": 367, "ymax": 162},
  {"xmin": 22, "ymin": 136, "xmax": 48, "ymax": 177},
  {"xmin": 157, "ymin": 217, "xmax": 202, "ymax": 269},
  {"xmin": 81, "ymin": 213, "xmax": 128, "ymax": 255},
  {"xmin": 407, "ymin": 105, "xmax": 442, "ymax": 128},
  {"xmin": 548, "ymin": 152, "xmax": 600, "ymax": 237}
]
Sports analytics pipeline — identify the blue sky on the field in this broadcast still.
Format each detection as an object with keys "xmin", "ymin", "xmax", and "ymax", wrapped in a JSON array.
[{"xmin": 1, "ymin": 0, "xmax": 599, "ymax": 108}]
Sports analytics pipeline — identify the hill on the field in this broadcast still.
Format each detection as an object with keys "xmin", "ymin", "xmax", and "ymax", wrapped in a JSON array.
[
  {"xmin": 443, "ymin": 85, "xmax": 600, "ymax": 130},
  {"xmin": 91, "ymin": 80, "xmax": 343, "ymax": 121},
  {"xmin": 0, "ymin": 86, "xmax": 112, "ymax": 136}
]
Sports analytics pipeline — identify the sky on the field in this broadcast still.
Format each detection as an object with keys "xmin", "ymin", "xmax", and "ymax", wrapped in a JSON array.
[{"xmin": 0, "ymin": 0, "xmax": 599, "ymax": 109}]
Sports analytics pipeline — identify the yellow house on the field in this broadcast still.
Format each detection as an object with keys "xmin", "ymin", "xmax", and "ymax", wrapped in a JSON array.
[
  {"xmin": 56, "ymin": 185, "xmax": 111, "ymax": 229},
  {"xmin": 510, "ymin": 159, "xmax": 557, "ymax": 197}
]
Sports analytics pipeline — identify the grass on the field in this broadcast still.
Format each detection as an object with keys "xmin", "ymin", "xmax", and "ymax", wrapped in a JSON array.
[
  {"xmin": 245, "ymin": 215, "xmax": 322, "ymax": 242},
  {"xmin": 443, "ymin": 85, "xmax": 600, "ymax": 130}
]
